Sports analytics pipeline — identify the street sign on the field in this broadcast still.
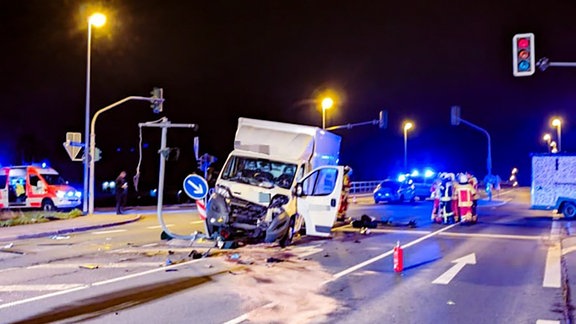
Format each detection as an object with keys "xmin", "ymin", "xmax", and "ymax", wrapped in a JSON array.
[
  {"xmin": 64, "ymin": 132, "xmax": 82, "ymax": 160},
  {"xmin": 183, "ymin": 174, "xmax": 208, "ymax": 200}
]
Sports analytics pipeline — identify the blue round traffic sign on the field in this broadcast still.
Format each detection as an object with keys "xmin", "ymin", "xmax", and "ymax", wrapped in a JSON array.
[{"xmin": 183, "ymin": 174, "xmax": 209, "ymax": 200}]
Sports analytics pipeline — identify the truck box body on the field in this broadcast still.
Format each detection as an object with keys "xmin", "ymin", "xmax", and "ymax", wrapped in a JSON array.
[
  {"xmin": 531, "ymin": 153, "xmax": 576, "ymax": 210},
  {"xmin": 233, "ymin": 117, "xmax": 341, "ymax": 169}
]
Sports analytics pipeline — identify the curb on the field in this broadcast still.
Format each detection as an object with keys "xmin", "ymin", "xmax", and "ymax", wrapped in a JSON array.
[{"xmin": 0, "ymin": 214, "xmax": 143, "ymax": 242}]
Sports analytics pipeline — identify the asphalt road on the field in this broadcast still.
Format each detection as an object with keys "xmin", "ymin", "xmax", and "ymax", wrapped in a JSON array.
[{"xmin": 0, "ymin": 188, "xmax": 568, "ymax": 324}]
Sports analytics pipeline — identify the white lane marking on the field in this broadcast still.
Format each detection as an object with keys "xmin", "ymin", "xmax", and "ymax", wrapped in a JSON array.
[
  {"xmin": 543, "ymin": 221, "xmax": 562, "ymax": 288},
  {"xmin": 536, "ymin": 320, "xmax": 560, "ymax": 324},
  {"xmin": 432, "ymin": 253, "xmax": 476, "ymax": 285},
  {"xmin": 335, "ymin": 226, "xmax": 545, "ymax": 241},
  {"xmin": 91, "ymin": 229, "xmax": 127, "ymax": 235},
  {"xmin": 0, "ymin": 258, "xmax": 205, "ymax": 310},
  {"xmin": 190, "ymin": 220, "xmax": 205, "ymax": 224},
  {"xmin": 329, "ymin": 223, "xmax": 459, "ymax": 281},
  {"xmin": 146, "ymin": 224, "xmax": 174, "ymax": 229},
  {"xmin": 141, "ymin": 243, "xmax": 159, "ymax": 248},
  {"xmin": 0, "ymin": 284, "xmax": 84, "ymax": 292},
  {"xmin": 27, "ymin": 262, "xmax": 162, "ymax": 269}
]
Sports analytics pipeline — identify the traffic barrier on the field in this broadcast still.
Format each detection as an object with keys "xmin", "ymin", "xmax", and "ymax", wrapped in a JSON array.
[
  {"xmin": 393, "ymin": 241, "xmax": 403, "ymax": 273},
  {"xmin": 196, "ymin": 199, "xmax": 207, "ymax": 220}
]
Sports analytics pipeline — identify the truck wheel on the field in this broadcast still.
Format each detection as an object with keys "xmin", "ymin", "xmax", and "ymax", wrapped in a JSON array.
[
  {"xmin": 279, "ymin": 216, "xmax": 296, "ymax": 248},
  {"xmin": 42, "ymin": 199, "xmax": 55, "ymax": 211},
  {"xmin": 563, "ymin": 202, "xmax": 576, "ymax": 218}
]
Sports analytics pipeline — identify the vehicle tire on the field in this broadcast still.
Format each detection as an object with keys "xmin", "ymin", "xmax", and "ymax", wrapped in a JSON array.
[
  {"xmin": 279, "ymin": 216, "xmax": 296, "ymax": 248},
  {"xmin": 397, "ymin": 195, "xmax": 404, "ymax": 203},
  {"xmin": 563, "ymin": 202, "xmax": 576, "ymax": 218},
  {"xmin": 42, "ymin": 199, "xmax": 55, "ymax": 212}
]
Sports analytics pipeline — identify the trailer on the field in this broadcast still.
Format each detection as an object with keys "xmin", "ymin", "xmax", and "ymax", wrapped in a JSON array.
[{"xmin": 531, "ymin": 153, "xmax": 576, "ymax": 218}]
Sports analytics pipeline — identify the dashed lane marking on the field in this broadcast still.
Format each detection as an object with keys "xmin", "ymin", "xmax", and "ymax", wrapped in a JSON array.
[
  {"xmin": 0, "ymin": 284, "xmax": 85, "ymax": 292},
  {"xmin": 146, "ymin": 224, "xmax": 174, "ymax": 229},
  {"xmin": 91, "ymin": 229, "xmax": 127, "ymax": 235}
]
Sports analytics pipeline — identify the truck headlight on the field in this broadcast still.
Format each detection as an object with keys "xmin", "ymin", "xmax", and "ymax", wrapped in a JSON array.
[{"xmin": 56, "ymin": 191, "xmax": 65, "ymax": 198}]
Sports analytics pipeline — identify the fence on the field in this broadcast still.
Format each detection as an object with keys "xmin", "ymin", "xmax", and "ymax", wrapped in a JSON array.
[{"xmin": 349, "ymin": 180, "xmax": 381, "ymax": 194}]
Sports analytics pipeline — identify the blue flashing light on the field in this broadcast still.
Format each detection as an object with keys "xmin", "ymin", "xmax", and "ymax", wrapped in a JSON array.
[
  {"xmin": 411, "ymin": 170, "xmax": 419, "ymax": 177},
  {"xmin": 397, "ymin": 174, "xmax": 406, "ymax": 182},
  {"xmin": 150, "ymin": 189, "xmax": 158, "ymax": 197},
  {"xmin": 41, "ymin": 162, "xmax": 47, "ymax": 168},
  {"xmin": 424, "ymin": 169, "xmax": 435, "ymax": 178}
]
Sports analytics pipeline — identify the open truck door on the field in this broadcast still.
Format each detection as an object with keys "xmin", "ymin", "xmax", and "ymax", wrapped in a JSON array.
[{"xmin": 294, "ymin": 165, "xmax": 343, "ymax": 237}]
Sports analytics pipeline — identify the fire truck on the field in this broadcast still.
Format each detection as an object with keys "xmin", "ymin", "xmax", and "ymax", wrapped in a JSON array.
[{"xmin": 0, "ymin": 165, "xmax": 81, "ymax": 211}]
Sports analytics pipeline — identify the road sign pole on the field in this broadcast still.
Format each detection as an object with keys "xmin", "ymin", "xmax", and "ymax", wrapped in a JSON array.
[{"xmin": 139, "ymin": 118, "xmax": 198, "ymax": 240}]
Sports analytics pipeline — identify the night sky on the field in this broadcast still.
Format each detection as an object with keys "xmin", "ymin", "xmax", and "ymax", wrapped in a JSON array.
[{"xmin": 2, "ymin": 0, "xmax": 575, "ymax": 194}]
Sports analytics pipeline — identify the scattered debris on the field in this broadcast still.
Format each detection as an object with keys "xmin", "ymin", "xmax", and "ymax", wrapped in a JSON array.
[
  {"xmin": 353, "ymin": 239, "xmax": 361, "ymax": 243},
  {"xmin": 359, "ymin": 227, "xmax": 371, "ymax": 235},
  {"xmin": 2, "ymin": 242, "xmax": 14, "ymax": 249},
  {"xmin": 266, "ymin": 257, "xmax": 284, "ymax": 263},
  {"xmin": 188, "ymin": 250, "xmax": 203, "ymax": 259},
  {"xmin": 323, "ymin": 253, "xmax": 330, "ymax": 258},
  {"xmin": 50, "ymin": 235, "xmax": 70, "ymax": 240},
  {"xmin": 447, "ymin": 300, "xmax": 456, "ymax": 305},
  {"xmin": 165, "ymin": 269, "xmax": 178, "ymax": 272},
  {"xmin": 230, "ymin": 253, "xmax": 241, "ymax": 260},
  {"xmin": 79, "ymin": 264, "xmax": 99, "ymax": 270},
  {"xmin": 168, "ymin": 250, "xmax": 175, "ymax": 255}
]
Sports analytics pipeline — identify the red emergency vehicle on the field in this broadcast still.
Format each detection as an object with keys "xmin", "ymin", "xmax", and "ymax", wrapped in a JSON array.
[{"xmin": 0, "ymin": 165, "xmax": 81, "ymax": 211}]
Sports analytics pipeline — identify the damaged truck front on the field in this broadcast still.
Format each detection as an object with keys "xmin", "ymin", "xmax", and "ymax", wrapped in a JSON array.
[{"xmin": 205, "ymin": 118, "xmax": 344, "ymax": 246}]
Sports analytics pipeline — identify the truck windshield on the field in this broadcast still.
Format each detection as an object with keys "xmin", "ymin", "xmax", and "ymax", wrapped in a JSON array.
[
  {"xmin": 41, "ymin": 174, "xmax": 67, "ymax": 185},
  {"xmin": 221, "ymin": 156, "xmax": 297, "ymax": 189}
]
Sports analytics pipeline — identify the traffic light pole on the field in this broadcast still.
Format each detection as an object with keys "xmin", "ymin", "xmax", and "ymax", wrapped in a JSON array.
[
  {"xmin": 325, "ymin": 110, "xmax": 387, "ymax": 131},
  {"xmin": 139, "ymin": 118, "xmax": 199, "ymax": 240},
  {"xmin": 456, "ymin": 118, "xmax": 492, "ymax": 178},
  {"xmin": 88, "ymin": 95, "xmax": 162, "ymax": 215}
]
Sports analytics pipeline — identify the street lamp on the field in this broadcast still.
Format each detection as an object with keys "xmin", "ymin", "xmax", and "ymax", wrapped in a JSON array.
[
  {"xmin": 403, "ymin": 121, "xmax": 413, "ymax": 171},
  {"xmin": 543, "ymin": 133, "xmax": 551, "ymax": 152},
  {"xmin": 552, "ymin": 118, "xmax": 562, "ymax": 152},
  {"xmin": 321, "ymin": 97, "xmax": 333, "ymax": 129},
  {"xmin": 83, "ymin": 13, "xmax": 106, "ymax": 214}
]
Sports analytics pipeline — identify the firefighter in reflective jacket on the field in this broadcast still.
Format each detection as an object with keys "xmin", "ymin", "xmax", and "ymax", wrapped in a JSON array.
[
  {"xmin": 430, "ymin": 178, "xmax": 441, "ymax": 221},
  {"xmin": 438, "ymin": 173, "xmax": 456, "ymax": 224},
  {"xmin": 337, "ymin": 166, "xmax": 352, "ymax": 221},
  {"xmin": 466, "ymin": 172, "xmax": 479, "ymax": 218},
  {"xmin": 456, "ymin": 173, "xmax": 477, "ymax": 223}
]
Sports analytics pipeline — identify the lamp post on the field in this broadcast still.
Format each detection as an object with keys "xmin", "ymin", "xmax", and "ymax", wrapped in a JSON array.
[
  {"xmin": 552, "ymin": 118, "xmax": 562, "ymax": 152},
  {"xmin": 321, "ymin": 97, "xmax": 334, "ymax": 129},
  {"xmin": 403, "ymin": 121, "xmax": 413, "ymax": 171},
  {"xmin": 83, "ymin": 13, "xmax": 106, "ymax": 214},
  {"xmin": 543, "ymin": 133, "xmax": 551, "ymax": 152}
]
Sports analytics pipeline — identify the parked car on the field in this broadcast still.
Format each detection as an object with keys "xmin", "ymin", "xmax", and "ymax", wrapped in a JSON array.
[
  {"xmin": 407, "ymin": 175, "xmax": 436, "ymax": 200},
  {"xmin": 373, "ymin": 180, "xmax": 415, "ymax": 204}
]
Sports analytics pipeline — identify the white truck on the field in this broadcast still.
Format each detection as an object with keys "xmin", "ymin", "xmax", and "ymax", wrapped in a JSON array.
[
  {"xmin": 531, "ymin": 153, "xmax": 576, "ymax": 218},
  {"xmin": 205, "ymin": 117, "xmax": 344, "ymax": 246}
]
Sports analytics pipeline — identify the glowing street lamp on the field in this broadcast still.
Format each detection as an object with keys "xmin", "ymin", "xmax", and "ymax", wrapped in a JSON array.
[
  {"xmin": 321, "ymin": 97, "xmax": 334, "ymax": 130},
  {"xmin": 83, "ymin": 12, "xmax": 106, "ymax": 214},
  {"xmin": 552, "ymin": 118, "xmax": 562, "ymax": 152},
  {"xmin": 543, "ymin": 133, "xmax": 551, "ymax": 152},
  {"xmin": 403, "ymin": 121, "xmax": 413, "ymax": 171}
]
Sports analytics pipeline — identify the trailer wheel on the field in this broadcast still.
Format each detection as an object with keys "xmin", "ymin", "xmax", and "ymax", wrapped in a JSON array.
[
  {"xmin": 562, "ymin": 202, "xmax": 576, "ymax": 218},
  {"xmin": 42, "ymin": 199, "xmax": 55, "ymax": 212}
]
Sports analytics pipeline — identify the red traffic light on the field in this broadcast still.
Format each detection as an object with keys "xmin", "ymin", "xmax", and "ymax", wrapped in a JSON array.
[{"xmin": 517, "ymin": 38, "xmax": 530, "ymax": 48}]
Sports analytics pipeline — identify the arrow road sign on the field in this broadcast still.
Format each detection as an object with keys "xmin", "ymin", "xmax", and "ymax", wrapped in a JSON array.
[
  {"xmin": 183, "ymin": 174, "xmax": 208, "ymax": 200},
  {"xmin": 432, "ymin": 253, "xmax": 476, "ymax": 285}
]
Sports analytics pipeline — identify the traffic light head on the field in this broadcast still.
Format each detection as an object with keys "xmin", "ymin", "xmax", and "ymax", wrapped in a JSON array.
[
  {"xmin": 451, "ymin": 106, "xmax": 461, "ymax": 126},
  {"xmin": 513, "ymin": 33, "xmax": 535, "ymax": 77},
  {"xmin": 150, "ymin": 87, "xmax": 164, "ymax": 113},
  {"xmin": 378, "ymin": 110, "xmax": 388, "ymax": 129}
]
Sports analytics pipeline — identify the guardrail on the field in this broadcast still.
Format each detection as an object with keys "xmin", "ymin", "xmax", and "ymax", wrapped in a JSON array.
[{"xmin": 350, "ymin": 181, "xmax": 381, "ymax": 194}]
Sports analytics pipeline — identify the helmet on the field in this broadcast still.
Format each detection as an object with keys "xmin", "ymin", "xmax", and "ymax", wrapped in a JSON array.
[
  {"xmin": 458, "ymin": 173, "xmax": 468, "ymax": 184},
  {"xmin": 344, "ymin": 166, "xmax": 353, "ymax": 175}
]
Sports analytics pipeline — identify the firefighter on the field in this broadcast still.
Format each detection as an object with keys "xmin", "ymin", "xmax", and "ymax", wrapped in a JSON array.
[
  {"xmin": 466, "ymin": 171, "xmax": 479, "ymax": 220},
  {"xmin": 438, "ymin": 173, "xmax": 455, "ymax": 224},
  {"xmin": 337, "ymin": 166, "xmax": 352, "ymax": 221},
  {"xmin": 456, "ymin": 173, "xmax": 476, "ymax": 223},
  {"xmin": 430, "ymin": 177, "xmax": 442, "ymax": 222}
]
